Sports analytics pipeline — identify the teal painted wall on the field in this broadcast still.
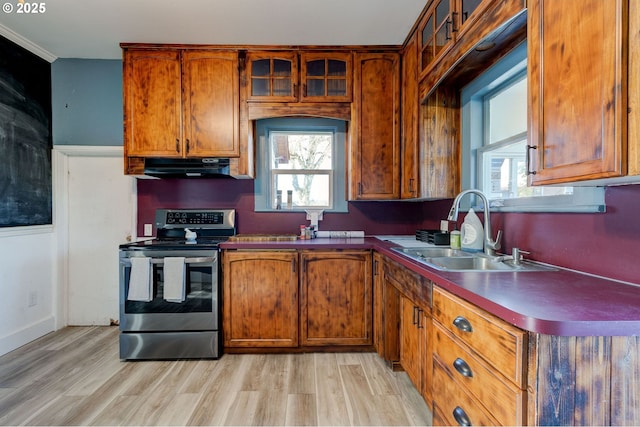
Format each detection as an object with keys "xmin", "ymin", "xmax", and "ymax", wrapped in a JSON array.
[{"xmin": 51, "ymin": 58, "xmax": 123, "ymax": 146}]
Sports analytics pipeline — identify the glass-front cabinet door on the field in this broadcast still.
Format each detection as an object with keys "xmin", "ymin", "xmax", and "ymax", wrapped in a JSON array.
[
  {"xmin": 300, "ymin": 52, "xmax": 352, "ymax": 102},
  {"xmin": 420, "ymin": 0, "xmax": 454, "ymax": 73},
  {"xmin": 247, "ymin": 51, "xmax": 298, "ymax": 102}
]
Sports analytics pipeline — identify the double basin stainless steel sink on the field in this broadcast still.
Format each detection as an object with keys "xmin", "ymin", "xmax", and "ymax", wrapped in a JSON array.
[{"xmin": 391, "ymin": 247, "xmax": 556, "ymax": 272}]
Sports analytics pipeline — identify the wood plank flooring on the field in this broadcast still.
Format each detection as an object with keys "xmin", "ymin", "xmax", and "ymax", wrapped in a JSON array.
[{"xmin": 0, "ymin": 327, "xmax": 432, "ymax": 426}]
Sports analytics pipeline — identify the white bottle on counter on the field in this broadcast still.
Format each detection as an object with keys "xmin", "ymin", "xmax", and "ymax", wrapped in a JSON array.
[{"xmin": 460, "ymin": 208, "xmax": 484, "ymax": 252}]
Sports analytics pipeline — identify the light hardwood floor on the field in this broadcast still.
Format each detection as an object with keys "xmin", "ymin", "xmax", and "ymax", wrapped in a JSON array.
[{"xmin": 0, "ymin": 326, "xmax": 432, "ymax": 426}]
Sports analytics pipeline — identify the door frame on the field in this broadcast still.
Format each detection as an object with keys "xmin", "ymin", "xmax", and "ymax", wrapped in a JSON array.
[{"xmin": 52, "ymin": 145, "xmax": 137, "ymax": 329}]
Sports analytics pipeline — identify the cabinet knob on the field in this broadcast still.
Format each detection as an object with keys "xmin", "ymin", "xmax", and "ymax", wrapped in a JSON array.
[
  {"xmin": 453, "ymin": 316, "xmax": 473, "ymax": 333},
  {"xmin": 453, "ymin": 406, "xmax": 472, "ymax": 426},
  {"xmin": 453, "ymin": 357, "xmax": 473, "ymax": 378}
]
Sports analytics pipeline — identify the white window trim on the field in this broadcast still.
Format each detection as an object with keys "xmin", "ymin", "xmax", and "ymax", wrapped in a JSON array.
[
  {"xmin": 461, "ymin": 42, "xmax": 605, "ymax": 213},
  {"xmin": 254, "ymin": 118, "xmax": 348, "ymax": 213}
]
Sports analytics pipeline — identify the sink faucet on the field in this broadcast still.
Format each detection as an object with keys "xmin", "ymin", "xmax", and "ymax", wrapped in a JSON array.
[{"xmin": 447, "ymin": 189, "xmax": 502, "ymax": 257}]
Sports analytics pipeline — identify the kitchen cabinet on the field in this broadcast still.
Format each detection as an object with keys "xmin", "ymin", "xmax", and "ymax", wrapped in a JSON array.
[
  {"xmin": 418, "ymin": 0, "xmax": 492, "ymax": 78},
  {"xmin": 349, "ymin": 52, "xmax": 401, "ymax": 200},
  {"xmin": 300, "ymin": 52, "xmax": 352, "ymax": 102},
  {"xmin": 222, "ymin": 250, "xmax": 299, "ymax": 348},
  {"xmin": 527, "ymin": 0, "xmax": 635, "ymax": 184},
  {"xmin": 246, "ymin": 51, "xmax": 351, "ymax": 103},
  {"xmin": 420, "ymin": 85, "xmax": 460, "ymax": 198},
  {"xmin": 373, "ymin": 252, "xmax": 401, "ymax": 367},
  {"xmin": 382, "ymin": 254, "xmax": 433, "ymax": 405},
  {"xmin": 417, "ymin": 0, "xmax": 526, "ymax": 101},
  {"xmin": 400, "ymin": 295, "xmax": 428, "ymax": 392},
  {"xmin": 431, "ymin": 286, "xmax": 527, "ymax": 426},
  {"xmin": 246, "ymin": 51, "xmax": 298, "ymax": 102},
  {"xmin": 123, "ymin": 49, "xmax": 240, "ymax": 161},
  {"xmin": 223, "ymin": 249, "xmax": 372, "ymax": 350},
  {"xmin": 300, "ymin": 250, "xmax": 372, "ymax": 346},
  {"xmin": 401, "ymin": 33, "xmax": 420, "ymax": 199}
]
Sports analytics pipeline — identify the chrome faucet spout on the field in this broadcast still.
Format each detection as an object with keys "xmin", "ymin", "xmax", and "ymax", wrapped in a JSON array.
[{"xmin": 447, "ymin": 190, "xmax": 501, "ymax": 256}]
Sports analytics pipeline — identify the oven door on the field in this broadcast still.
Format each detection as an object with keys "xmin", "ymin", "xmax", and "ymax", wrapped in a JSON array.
[{"xmin": 119, "ymin": 249, "xmax": 218, "ymax": 332}]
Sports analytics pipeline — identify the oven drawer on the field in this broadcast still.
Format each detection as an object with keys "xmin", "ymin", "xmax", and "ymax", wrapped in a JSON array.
[{"xmin": 120, "ymin": 331, "xmax": 220, "ymax": 359}]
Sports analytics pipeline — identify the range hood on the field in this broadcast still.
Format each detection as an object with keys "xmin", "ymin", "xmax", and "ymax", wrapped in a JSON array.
[{"xmin": 143, "ymin": 158, "xmax": 233, "ymax": 178}]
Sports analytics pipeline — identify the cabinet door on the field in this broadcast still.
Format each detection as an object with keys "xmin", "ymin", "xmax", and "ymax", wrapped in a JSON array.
[
  {"xmin": 300, "ymin": 52, "xmax": 352, "ymax": 102},
  {"xmin": 419, "ymin": 0, "xmax": 455, "ymax": 75},
  {"xmin": 124, "ymin": 50, "xmax": 182, "ymax": 157},
  {"xmin": 400, "ymin": 295, "xmax": 423, "ymax": 390},
  {"xmin": 528, "ymin": 0, "xmax": 627, "ymax": 184},
  {"xmin": 300, "ymin": 250, "xmax": 372, "ymax": 346},
  {"xmin": 223, "ymin": 251, "xmax": 298, "ymax": 348},
  {"xmin": 401, "ymin": 34, "xmax": 420, "ymax": 199},
  {"xmin": 246, "ymin": 51, "xmax": 298, "ymax": 102},
  {"xmin": 350, "ymin": 52, "xmax": 401, "ymax": 200},
  {"xmin": 182, "ymin": 50, "xmax": 240, "ymax": 157}
]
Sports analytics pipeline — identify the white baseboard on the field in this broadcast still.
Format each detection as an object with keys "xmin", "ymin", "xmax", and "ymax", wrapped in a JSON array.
[{"xmin": 0, "ymin": 316, "xmax": 56, "ymax": 356}]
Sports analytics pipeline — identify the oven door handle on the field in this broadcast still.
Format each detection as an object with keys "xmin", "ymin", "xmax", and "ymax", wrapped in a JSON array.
[{"xmin": 121, "ymin": 256, "xmax": 216, "ymax": 265}]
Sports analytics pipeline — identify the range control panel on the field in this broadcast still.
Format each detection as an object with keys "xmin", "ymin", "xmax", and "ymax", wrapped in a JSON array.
[{"xmin": 155, "ymin": 209, "xmax": 236, "ymax": 229}]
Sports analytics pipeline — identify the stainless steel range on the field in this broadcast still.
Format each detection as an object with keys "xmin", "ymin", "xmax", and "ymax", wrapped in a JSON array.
[{"xmin": 118, "ymin": 208, "xmax": 235, "ymax": 360}]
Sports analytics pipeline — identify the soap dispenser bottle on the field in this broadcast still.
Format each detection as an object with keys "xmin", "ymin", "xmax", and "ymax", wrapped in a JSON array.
[{"xmin": 460, "ymin": 208, "xmax": 484, "ymax": 252}]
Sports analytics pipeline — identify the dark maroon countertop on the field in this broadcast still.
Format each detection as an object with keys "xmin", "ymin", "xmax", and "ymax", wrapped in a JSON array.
[{"xmin": 220, "ymin": 237, "xmax": 640, "ymax": 337}]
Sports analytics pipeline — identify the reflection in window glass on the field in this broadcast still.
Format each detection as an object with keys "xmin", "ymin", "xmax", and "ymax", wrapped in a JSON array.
[{"xmin": 479, "ymin": 75, "xmax": 571, "ymax": 200}]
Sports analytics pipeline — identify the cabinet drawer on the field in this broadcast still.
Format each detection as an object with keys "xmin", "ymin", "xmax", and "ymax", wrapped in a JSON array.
[
  {"xmin": 433, "ymin": 322, "xmax": 526, "ymax": 425},
  {"xmin": 384, "ymin": 257, "xmax": 431, "ymax": 311},
  {"xmin": 432, "ymin": 356, "xmax": 500, "ymax": 426},
  {"xmin": 432, "ymin": 287, "xmax": 526, "ymax": 386}
]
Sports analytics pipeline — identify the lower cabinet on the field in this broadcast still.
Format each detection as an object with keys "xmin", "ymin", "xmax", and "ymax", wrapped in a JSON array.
[
  {"xmin": 222, "ymin": 250, "xmax": 299, "ymax": 348},
  {"xmin": 431, "ymin": 286, "xmax": 527, "ymax": 426},
  {"xmin": 400, "ymin": 295, "xmax": 428, "ymax": 391},
  {"xmin": 380, "ymin": 255, "xmax": 433, "ymax": 405},
  {"xmin": 223, "ymin": 249, "xmax": 372, "ymax": 350},
  {"xmin": 300, "ymin": 250, "xmax": 373, "ymax": 346}
]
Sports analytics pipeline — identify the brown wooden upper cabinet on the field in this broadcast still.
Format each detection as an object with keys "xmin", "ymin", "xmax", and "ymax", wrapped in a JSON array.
[
  {"xmin": 123, "ymin": 49, "xmax": 240, "ymax": 159},
  {"xmin": 418, "ymin": 0, "xmax": 490, "ymax": 77},
  {"xmin": 246, "ymin": 51, "xmax": 298, "ymax": 102},
  {"xmin": 247, "ymin": 51, "xmax": 352, "ymax": 102},
  {"xmin": 349, "ymin": 52, "xmax": 401, "ymax": 200},
  {"xmin": 300, "ymin": 52, "xmax": 352, "ymax": 102},
  {"xmin": 527, "ymin": 0, "xmax": 634, "ymax": 185}
]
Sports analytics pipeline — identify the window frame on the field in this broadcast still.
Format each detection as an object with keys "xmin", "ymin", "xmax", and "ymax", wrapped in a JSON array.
[
  {"xmin": 254, "ymin": 117, "xmax": 348, "ymax": 213},
  {"xmin": 460, "ymin": 42, "xmax": 605, "ymax": 213}
]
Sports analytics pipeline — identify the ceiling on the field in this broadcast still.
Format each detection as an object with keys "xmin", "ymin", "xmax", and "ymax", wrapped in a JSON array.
[{"xmin": 0, "ymin": 0, "xmax": 427, "ymax": 60}]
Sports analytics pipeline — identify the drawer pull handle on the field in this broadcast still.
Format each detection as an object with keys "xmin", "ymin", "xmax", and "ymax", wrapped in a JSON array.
[
  {"xmin": 453, "ymin": 358, "xmax": 473, "ymax": 378},
  {"xmin": 453, "ymin": 406, "xmax": 472, "ymax": 426},
  {"xmin": 453, "ymin": 316, "xmax": 473, "ymax": 333}
]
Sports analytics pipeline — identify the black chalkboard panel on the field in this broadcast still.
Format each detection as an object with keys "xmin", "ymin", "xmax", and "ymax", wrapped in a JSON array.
[{"xmin": 0, "ymin": 35, "xmax": 52, "ymax": 227}]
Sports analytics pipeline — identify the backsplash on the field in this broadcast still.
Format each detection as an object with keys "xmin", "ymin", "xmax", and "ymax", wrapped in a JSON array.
[{"xmin": 137, "ymin": 179, "xmax": 640, "ymax": 285}]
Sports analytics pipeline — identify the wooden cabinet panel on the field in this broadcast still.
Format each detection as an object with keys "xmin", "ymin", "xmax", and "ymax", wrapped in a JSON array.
[
  {"xmin": 223, "ymin": 251, "xmax": 298, "ymax": 348},
  {"xmin": 350, "ymin": 52, "xmax": 401, "ymax": 200},
  {"xmin": 182, "ymin": 50, "xmax": 240, "ymax": 157},
  {"xmin": 432, "ymin": 286, "xmax": 526, "ymax": 386},
  {"xmin": 246, "ymin": 51, "xmax": 298, "ymax": 102},
  {"xmin": 420, "ymin": 85, "xmax": 460, "ymax": 199},
  {"xmin": 300, "ymin": 52, "xmax": 352, "ymax": 102},
  {"xmin": 432, "ymin": 356, "xmax": 501, "ymax": 426},
  {"xmin": 124, "ymin": 50, "xmax": 182, "ymax": 157},
  {"xmin": 400, "ymin": 295, "xmax": 424, "ymax": 390},
  {"xmin": 300, "ymin": 250, "xmax": 372, "ymax": 346},
  {"xmin": 374, "ymin": 253, "xmax": 402, "ymax": 367},
  {"xmin": 528, "ymin": 0, "xmax": 627, "ymax": 184},
  {"xmin": 401, "ymin": 33, "xmax": 420, "ymax": 199}
]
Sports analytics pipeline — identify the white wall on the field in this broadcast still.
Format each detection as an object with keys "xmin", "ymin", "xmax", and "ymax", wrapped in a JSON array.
[{"xmin": 0, "ymin": 229, "xmax": 56, "ymax": 355}]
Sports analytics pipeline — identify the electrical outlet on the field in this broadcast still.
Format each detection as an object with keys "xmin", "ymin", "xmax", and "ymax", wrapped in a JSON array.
[
  {"xmin": 28, "ymin": 291, "xmax": 37, "ymax": 307},
  {"xmin": 144, "ymin": 223, "xmax": 153, "ymax": 236}
]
